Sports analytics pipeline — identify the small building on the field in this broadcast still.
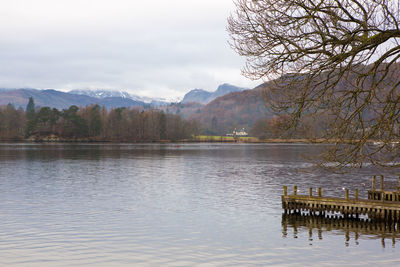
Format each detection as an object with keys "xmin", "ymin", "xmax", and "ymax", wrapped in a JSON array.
[{"xmin": 226, "ymin": 128, "xmax": 248, "ymax": 137}]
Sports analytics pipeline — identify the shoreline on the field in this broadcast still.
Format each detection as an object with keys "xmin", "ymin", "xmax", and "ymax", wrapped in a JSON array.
[{"xmin": 0, "ymin": 137, "xmax": 337, "ymax": 144}]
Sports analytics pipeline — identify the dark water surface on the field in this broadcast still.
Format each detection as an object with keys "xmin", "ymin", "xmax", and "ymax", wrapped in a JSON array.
[{"xmin": 0, "ymin": 143, "xmax": 399, "ymax": 266}]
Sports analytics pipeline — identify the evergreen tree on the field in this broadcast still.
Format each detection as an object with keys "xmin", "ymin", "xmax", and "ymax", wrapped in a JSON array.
[
  {"xmin": 26, "ymin": 97, "xmax": 35, "ymax": 119},
  {"xmin": 25, "ymin": 97, "xmax": 36, "ymax": 137}
]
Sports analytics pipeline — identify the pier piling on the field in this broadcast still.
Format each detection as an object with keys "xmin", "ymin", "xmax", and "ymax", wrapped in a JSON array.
[{"xmin": 372, "ymin": 175, "xmax": 376, "ymax": 191}]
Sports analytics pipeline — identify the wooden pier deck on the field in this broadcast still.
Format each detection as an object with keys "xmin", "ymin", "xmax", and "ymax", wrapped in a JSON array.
[{"xmin": 282, "ymin": 176, "xmax": 400, "ymax": 222}]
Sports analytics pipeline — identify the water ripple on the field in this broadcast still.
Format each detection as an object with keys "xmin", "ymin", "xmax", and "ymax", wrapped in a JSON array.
[{"xmin": 0, "ymin": 143, "xmax": 398, "ymax": 265}]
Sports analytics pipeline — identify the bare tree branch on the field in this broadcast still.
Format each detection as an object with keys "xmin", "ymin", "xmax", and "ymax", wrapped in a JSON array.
[{"xmin": 228, "ymin": 0, "xmax": 400, "ymax": 171}]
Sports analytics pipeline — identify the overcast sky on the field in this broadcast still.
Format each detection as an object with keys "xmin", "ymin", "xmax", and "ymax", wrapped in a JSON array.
[{"xmin": 0, "ymin": 0, "xmax": 260, "ymax": 99}]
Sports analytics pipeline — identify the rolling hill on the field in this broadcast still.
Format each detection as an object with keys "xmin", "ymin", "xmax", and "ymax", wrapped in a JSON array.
[{"xmin": 188, "ymin": 85, "xmax": 273, "ymax": 135}]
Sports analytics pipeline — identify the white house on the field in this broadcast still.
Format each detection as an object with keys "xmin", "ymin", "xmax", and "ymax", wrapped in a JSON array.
[{"xmin": 226, "ymin": 128, "xmax": 248, "ymax": 137}]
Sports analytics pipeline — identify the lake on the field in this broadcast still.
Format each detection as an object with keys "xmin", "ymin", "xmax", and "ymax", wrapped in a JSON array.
[{"xmin": 0, "ymin": 143, "xmax": 399, "ymax": 266}]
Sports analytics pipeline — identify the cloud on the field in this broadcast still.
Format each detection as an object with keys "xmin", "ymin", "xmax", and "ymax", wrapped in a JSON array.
[{"xmin": 0, "ymin": 0, "xmax": 260, "ymax": 98}]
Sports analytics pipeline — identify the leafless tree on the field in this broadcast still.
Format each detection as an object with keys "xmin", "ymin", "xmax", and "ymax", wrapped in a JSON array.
[{"xmin": 228, "ymin": 0, "xmax": 400, "ymax": 170}]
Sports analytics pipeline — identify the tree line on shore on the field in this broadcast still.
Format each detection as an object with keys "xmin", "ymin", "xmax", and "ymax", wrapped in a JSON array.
[
  {"xmin": 250, "ymin": 113, "xmax": 332, "ymax": 140},
  {"xmin": 0, "ymin": 97, "xmax": 200, "ymax": 141}
]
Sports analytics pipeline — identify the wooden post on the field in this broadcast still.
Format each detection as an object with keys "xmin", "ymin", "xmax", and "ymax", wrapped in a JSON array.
[
  {"xmin": 355, "ymin": 189, "xmax": 359, "ymax": 201},
  {"xmin": 381, "ymin": 175, "xmax": 384, "ymax": 201},
  {"xmin": 372, "ymin": 175, "xmax": 376, "ymax": 191},
  {"xmin": 398, "ymin": 177, "xmax": 400, "ymax": 192},
  {"xmin": 294, "ymin": 185, "xmax": 297, "ymax": 196},
  {"xmin": 345, "ymin": 189, "xmax": 349, "ymax": 201},
  {"xmin": 318, "ymin": 188, "xmax": 322, "ymax": 197},
  {"xmin": 283, "ymin": 186, "xmax": 287, "ymax": 196},
  {"xmin": 309, "ymin": 188, "xmax": 313, "ymax": 197}
]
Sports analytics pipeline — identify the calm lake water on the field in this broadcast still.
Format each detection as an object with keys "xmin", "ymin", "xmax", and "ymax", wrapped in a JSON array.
[{"xmin": 0, "ymin": 143, "xmax": 399, "ymax": 266}]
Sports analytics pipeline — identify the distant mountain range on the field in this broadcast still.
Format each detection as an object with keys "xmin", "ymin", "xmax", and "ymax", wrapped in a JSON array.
[
  {"xmin": 181, "ymin": 83, "xmax": 247, "ymax": 104},
  {"xmin": 69, "ymin": 89, "xmax": 170, "ymax": 106},
  {"xmin": 0, "ymin": 89, "xmax": 147, "ymax": 110},
  {"xmin": 69, "ymin": 89, "xmax": 134, "ymax": 99},
  {"xmin": 0, "ymin": 84, "xmax": 247, "ymax": 111}
]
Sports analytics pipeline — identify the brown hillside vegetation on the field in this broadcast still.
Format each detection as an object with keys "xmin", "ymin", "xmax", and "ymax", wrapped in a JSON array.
[{"xmin": 189, "ymin": 87, "xmax": 273, "ymax": 135}]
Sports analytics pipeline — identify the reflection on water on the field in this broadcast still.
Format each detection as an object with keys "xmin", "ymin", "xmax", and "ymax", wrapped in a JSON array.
[
  {"xmin": 282, "ymin": 213, "xmax": 400, "ymax": 248},
  {"xmin": 1, "ymin": 143, "xmax": 400, "ymax": 265}
]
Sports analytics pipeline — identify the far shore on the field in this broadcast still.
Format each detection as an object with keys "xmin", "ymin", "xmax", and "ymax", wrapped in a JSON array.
[{"xmin": 0, "ymin": 136, "xmax": 355, "ymax": 144}]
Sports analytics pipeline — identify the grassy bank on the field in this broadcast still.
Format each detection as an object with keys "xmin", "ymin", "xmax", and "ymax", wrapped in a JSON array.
[
  {"xmin": 193, "ymin": 135, "xmax": 260, "ymax": 142},
  {"xmin": 191, "ymin": 136, "xmax": 337, "ymax": 143}
]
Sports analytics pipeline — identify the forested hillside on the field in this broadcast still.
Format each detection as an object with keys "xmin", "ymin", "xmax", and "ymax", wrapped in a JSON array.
[{"xmin": 189, "ymin": 87, "xmax": 273, "ymax": 135}]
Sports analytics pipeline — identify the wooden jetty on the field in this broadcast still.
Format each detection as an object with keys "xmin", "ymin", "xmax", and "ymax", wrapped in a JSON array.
[{"xmin": 282, "ymin": 175, "xmax": 400, "ymax": 222}]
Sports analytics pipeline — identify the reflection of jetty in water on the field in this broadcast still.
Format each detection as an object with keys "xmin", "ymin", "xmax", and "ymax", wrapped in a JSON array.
[
  {"xmin": 282, "ymin": 213, "xmax": 400, "ymax": 247},
  {"xmin": 282, "ymin": 176, "xmax": 400, "ymax": 222}
]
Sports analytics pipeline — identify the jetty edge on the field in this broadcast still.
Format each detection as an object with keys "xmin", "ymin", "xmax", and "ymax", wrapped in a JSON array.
[{"xmin": 282, "ymin": 176, "xmax": 400, "ymax": 222}]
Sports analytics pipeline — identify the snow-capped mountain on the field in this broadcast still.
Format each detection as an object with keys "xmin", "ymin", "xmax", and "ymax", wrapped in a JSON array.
[{"xmin": 69, "ymin": 89, "xmax": 172, "ymax": 105}]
